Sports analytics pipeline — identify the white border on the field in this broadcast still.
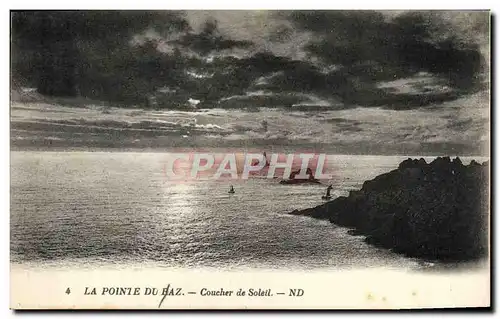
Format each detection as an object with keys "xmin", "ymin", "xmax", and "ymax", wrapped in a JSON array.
[{"xmin": 1, "ymin": 2, "xmax": 497, "ymax": 318}]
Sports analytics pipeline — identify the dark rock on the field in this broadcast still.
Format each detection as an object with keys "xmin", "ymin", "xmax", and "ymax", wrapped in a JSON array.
[
  {"xmin": 280, "ymin": 167, "xmax": 321, "ymax": 184},
  {"xmin": 289, "ymin": 157, "xmax": 489, "ymax": 261},
  {"xmin": 452, "ymin": 157, "xmax": 463, "ymax": 166},
  {"xmin": 470, "ymin": 160, "xmax": 480, "ymax": 166}
]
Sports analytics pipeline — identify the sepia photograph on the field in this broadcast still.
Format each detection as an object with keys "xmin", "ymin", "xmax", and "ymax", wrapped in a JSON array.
[{"xmin": 9, "ymin": 9, "xmax": 491, "ymax": 309}]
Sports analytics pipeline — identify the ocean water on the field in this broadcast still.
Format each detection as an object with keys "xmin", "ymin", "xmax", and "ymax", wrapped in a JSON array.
[{"xmin": 10, "ymin": 151, "xmax": 483, "ymax": 271}]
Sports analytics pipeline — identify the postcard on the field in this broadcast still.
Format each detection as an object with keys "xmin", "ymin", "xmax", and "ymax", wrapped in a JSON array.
[{"xmin": 10, "ymin": 10, "xmax": 490, "ymax": 309}]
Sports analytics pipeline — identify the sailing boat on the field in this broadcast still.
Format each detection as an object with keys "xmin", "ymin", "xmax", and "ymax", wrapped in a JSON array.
[
  {"xmin": 322, "ymin": 185, "xmax": 333, "ymax": 200},
  {"xmin": 263, "ymin": 152, "xmax": 270, "ymax": 167}
]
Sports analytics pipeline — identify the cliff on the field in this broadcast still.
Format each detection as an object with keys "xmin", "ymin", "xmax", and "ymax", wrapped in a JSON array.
[{"xmin": 290, "ymin": 157, "xmax": 490, "ymax": 261}]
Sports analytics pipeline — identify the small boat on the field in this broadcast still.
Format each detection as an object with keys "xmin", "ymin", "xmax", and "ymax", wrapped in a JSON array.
[
  {"xmin": 263, "ymin": 152, "xmax": 270, "ymax": 167},
  {"xmin": 228, "ymin": 185, "xmax": 235, "ymax": 194},
  {"xmin": 322, "ymin": 185, "xmax": 333, "ymax": 200}
]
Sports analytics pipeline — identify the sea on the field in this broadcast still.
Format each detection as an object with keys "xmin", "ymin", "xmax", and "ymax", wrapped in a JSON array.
[{"xmin": 10, "ymin": 151, "xmax": 487, "ymax": 271}]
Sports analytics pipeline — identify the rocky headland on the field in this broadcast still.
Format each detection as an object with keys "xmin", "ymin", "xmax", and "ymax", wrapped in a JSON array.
[{"xmin": 290, "ymin": 157, "xmax": 489, "ymax": 261}]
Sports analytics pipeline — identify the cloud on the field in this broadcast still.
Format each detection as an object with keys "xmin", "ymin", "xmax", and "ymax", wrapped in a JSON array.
[
  {"xmin": 168, "ymin": 19, "xmax": 254, "ymax": 56},
  {"xmin": 174, "ymin": 10, "xmax": 489, "ymax": 109},
  {"xmin": 285, "ymin": 11, "xmax": 488, "ymax": 93},
  {"xmin": 183, "ymin": 11, "xmax": 311, "ymax": 60},
  {"xmin": 12, "ymin": 10, "xmax": 490, "ymax": 110},
  {"xmin": 10, "ymin": 87, "xmax": 489, "ymax": 155}
]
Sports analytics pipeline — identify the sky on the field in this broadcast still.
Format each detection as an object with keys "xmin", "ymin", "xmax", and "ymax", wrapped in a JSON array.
[
  {"xmin": 10, "ymin": 10, "xmax": 490, "ymax": 156},
  {"xmin": 10, "ymin": 89, "xmax": 489, "ymax": 155}
]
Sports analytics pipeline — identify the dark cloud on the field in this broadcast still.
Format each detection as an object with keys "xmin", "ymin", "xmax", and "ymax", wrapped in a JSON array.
[
  {"xmin": 11, "ymin": 11, "xmax": 192, "ymax": 97},
  {"xmin": 11, "ymin": 11, "xmax": 191, "ymax": 46},
  {"xmin": 147, "ymin": 49, "xmax": 468, "ymax": 110},
  {"xmin": 169, "ymin": 19, "xmax": 254, "ymax": 55},
  {"xmin": 286, "ymin": 11, "xmax": 487, "ymax": 94},
  {"xmin": 11, "ymin": 10, "xmax": 490, "ymax": 111},
  {"xmin": 203, "ymin": 51, "xmax": 461, "ymax": 109},
  {"xmin": 266, "ymin": 25, "xmax": 294, "ymax": 43}
]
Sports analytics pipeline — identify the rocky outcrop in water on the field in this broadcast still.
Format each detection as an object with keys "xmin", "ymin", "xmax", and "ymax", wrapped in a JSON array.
[
  {"xmin": 279, "ymin": 167, "xmax": 321, "ymax": 184},
  {"xmin": 290, "ymin": 157, "xmax": 489, "ymax": 261}
]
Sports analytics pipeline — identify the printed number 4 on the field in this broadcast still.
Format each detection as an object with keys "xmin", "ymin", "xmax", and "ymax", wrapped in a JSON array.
[{"xmin": 65, "ymin": 288, "xmax": 71, "ymax": 295}]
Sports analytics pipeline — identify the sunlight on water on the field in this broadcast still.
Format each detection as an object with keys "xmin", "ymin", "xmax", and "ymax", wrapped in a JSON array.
[{"xmin": 10, "ymin": 151, "xmax": 486, "ymax": 271}]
